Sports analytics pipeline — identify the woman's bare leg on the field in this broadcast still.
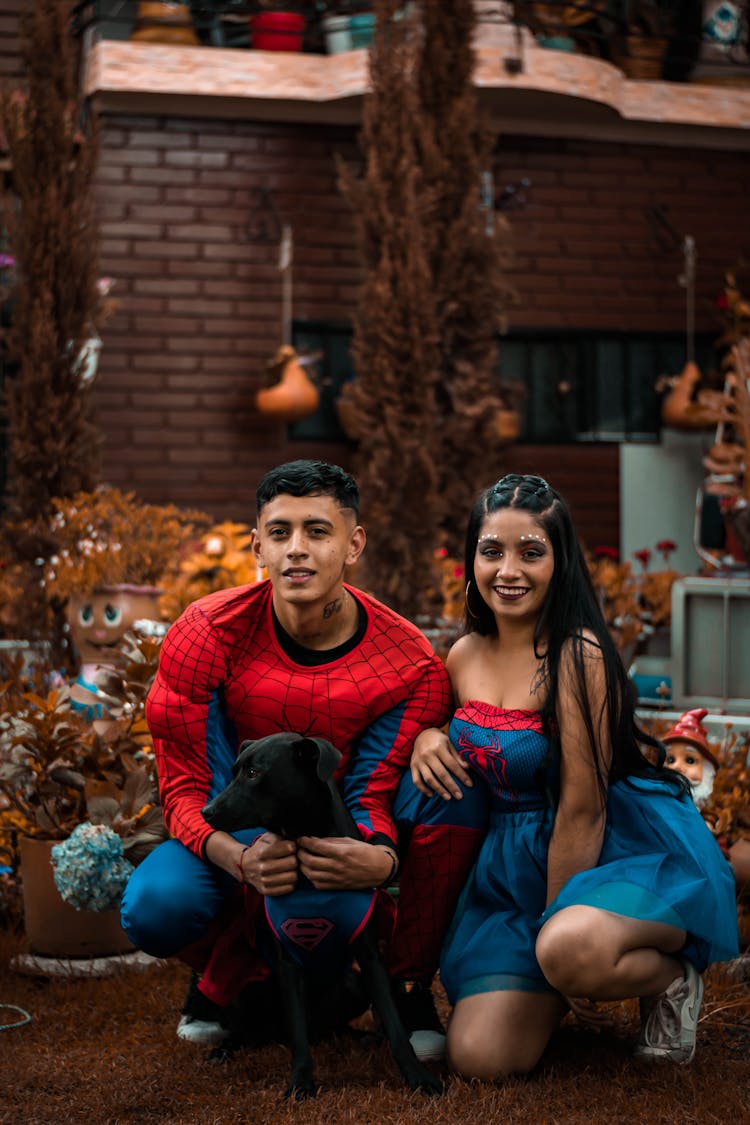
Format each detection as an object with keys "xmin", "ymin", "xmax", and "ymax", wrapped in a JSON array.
[
  {"xmin": 446, "ymin": 989, "xmax": 567, "ymax": 1080},
  {"xmin": 535, "ymin": 905, "xmax": 687, "ymax": 999}
]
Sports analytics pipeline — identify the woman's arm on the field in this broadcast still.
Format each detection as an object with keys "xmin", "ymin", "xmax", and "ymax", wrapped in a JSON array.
[{"xmin": 545, "ymin": 637, "xmax": 610, "ymax": 907}]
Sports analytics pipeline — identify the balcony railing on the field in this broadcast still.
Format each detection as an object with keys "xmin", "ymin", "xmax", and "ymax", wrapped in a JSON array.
[{"xmin": 75, "ymin": 1, "xmax": 749, "ymax": 86}]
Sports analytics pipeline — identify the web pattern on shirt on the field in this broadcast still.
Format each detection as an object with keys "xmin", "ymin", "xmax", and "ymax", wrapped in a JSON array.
[{"xmin": 148, "ymin": 582, "xmax": 452, "ymax": 853}]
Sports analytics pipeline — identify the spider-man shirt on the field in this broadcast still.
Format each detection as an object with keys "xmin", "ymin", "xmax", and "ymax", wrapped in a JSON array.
[{"xmin": 146, "ymin": 580, "xmax": 452, "ymax": 856}]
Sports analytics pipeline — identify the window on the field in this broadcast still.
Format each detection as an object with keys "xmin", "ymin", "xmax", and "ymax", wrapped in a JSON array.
[{"xmin": 290, "ymin": 320, "xmax": 717, "ymax": 444}]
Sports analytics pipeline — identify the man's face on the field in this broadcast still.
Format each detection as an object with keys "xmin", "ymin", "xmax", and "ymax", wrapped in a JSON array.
[{"xmin": 252, "ymin": 493, "xmax": 365, "ymax": 608}]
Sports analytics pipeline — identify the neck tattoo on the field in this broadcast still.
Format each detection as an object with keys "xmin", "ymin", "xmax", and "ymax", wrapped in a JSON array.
[{"xmin": 323, "ymin": 594, "xmax": 345, "ymax": 620}]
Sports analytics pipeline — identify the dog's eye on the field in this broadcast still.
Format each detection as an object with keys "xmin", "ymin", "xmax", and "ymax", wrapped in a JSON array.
[{"xmin": 244, "ymin": 767, "xmax": 257, "ymax": 780}]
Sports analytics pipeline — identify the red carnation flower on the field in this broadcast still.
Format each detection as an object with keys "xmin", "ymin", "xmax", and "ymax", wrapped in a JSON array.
[
  {"xmin": 656, "ymin": 539, "xmax": 677, "ymax": 563},
  {"xmin": 594, "ymin": 546, "xmax": 619, "ymax": 561},
  {"xmin": 634, "ymin": 548, "xmax": 652, "ymax": 570}
]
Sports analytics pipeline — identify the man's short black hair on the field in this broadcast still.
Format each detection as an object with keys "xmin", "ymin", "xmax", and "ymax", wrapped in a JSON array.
[{"xmin": 256, "ymin": 460, "xmax": 360, "ymax": 519}]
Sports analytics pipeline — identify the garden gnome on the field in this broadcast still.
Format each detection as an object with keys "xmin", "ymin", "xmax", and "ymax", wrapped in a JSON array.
[{"xmin": 662, "ymin": 708, "xmax": 718, "ymax": 808}]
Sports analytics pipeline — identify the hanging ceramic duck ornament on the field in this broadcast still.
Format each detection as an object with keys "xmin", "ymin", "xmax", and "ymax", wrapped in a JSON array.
[
  {"xmin": 254, "ymin": 222, "xmax": 321, "ymax": 424},
  {"xmin": 660, "ymin": 235, "xmax": 721, "ymax": 431},
  {"xmin": 255, "ymin": 344, "xmax": 320, "ymax": 423}
]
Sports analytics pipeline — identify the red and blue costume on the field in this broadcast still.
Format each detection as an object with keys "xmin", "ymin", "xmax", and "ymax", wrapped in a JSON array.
[{"xmin": 121, "ymin": 581, "xmax": 486, "ymax": 1004}]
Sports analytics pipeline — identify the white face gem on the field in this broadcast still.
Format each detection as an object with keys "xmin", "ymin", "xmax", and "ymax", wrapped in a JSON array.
[{"xmin": 519, "ymin": 533, "xmax": 546, "ymax": 544}]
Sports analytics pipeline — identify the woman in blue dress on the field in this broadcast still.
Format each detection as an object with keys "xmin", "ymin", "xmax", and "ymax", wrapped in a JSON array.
[{"xmin": 410, "ymin": 474, "xmax": 738, "ymax": 1080}]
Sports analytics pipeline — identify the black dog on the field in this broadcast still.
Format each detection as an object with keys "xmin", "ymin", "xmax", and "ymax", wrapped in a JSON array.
[{"xmin": 202, "ymin": 732, "xmax": 443, "ymax": 1100}]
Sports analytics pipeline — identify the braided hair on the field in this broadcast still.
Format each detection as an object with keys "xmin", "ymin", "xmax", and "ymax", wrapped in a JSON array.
[{"xmin": 463, "ymin": 474, "xmax": 682, "ymax": 799}]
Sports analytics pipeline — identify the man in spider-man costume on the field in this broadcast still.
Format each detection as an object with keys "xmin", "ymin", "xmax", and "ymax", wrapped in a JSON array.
[{"xmin": 121, "ymin": 460, "xmax": 486, "ymax": 1061}]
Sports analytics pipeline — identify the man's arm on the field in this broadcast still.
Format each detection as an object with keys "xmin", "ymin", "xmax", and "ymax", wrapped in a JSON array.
[
  {"xmin": 297, "ymin": 649, "xmax": 451, "ymax": 892},
  {"xmin": 340, "ymin": 653, "xmax": 453, "ymax": 847},
  {"xmin": 147, "ymin": 602, "xmax": 232, "ymax": 856}
]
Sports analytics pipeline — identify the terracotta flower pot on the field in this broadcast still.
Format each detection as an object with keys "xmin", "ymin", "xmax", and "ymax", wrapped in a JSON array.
[
  {"xmin": 129, "ymin": 1, "xmax": 200, "ymax": 46},
  {"xmin": 20, "ymin": 836, "xmax": 133, "ymax": 958}
]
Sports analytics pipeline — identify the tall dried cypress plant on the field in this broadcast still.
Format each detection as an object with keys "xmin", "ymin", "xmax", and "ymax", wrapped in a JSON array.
[
  {"xmin": 1, "ymin": 0, "xmax": 101, "ymax": 523},
  {"xmin": 338, "ymin": 0, "xmax": 444, "ymax": 619},
  {"xmin": 340, "ymin": 0, "xmax": 515, "ymax": 615},
  {"xmin": 417, "ymin": 0, "xmax": 515, "ymax": 556}
]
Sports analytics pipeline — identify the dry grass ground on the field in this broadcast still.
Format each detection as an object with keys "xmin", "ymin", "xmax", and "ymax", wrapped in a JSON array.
[{"xmin": 4, "ymin": 931, "xmax": 749, "ymax": 1125}]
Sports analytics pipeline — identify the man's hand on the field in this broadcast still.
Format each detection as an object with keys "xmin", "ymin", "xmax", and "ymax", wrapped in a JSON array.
[
  {"xmin": 205, "ymin": 830, "xmax": 298, "ymax": 896},
  {"xmin": 297, "ymin": 835, "xmax": 395, "ymax": 890},
  {"xmin": 411, "ymin": 727, "xmax": 473, "ymax": 800}
]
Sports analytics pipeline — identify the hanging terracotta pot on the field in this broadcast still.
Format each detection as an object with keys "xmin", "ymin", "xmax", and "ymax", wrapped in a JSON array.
[
  {"xmin": 255, "ymin": 345, "xmax": 320, "ymax": 423},
  {"xmin": 491, "ymin": 408, "xmax": 521, "ymax": 445},
  {"xmin": 20, "ymin": 836, "xmax": 133, "ymax": 958}
]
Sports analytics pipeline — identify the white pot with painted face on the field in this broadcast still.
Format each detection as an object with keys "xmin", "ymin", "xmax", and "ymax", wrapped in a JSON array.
[{"xmin": 68, "ymin": 584, "xmax": 162, "ymax": 671}]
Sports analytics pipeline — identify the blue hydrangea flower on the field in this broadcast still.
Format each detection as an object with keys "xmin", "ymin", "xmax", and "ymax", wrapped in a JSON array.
[{"xmin": 51, "ymin": 822, "xmax": 134, "ymax": 912}]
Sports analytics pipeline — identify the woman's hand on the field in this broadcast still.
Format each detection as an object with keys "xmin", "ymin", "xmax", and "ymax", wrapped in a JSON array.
[
  {"xmin": 411, "ymin": 727, "xmax": 473, "ymax": 800},
  {"xmin": 565, "ymin": 996, "xmax": 615, "ymax": 1031},
  {"xmin": 297, "ymin": 836, "xmax": 396, "ymax": 890}
]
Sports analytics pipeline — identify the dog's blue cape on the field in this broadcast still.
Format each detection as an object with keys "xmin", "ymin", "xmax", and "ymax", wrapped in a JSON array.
[{"xmin": 264, "ymin": 884, "xmax": 378, "ymax": 968}]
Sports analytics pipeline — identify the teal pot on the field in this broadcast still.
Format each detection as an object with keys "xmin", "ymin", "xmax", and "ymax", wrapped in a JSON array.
[{"xmin": 350, "ymin": 11, "xmax": 376, "ymax": 48}]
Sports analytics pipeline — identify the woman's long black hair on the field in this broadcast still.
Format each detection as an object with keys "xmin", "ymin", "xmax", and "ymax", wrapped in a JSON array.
[{"xmin": 463, "ymin": 474, "xmax": 685, "ymax": 801}]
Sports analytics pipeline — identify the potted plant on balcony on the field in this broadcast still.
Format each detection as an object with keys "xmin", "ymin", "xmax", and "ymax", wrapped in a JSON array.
[{"xmin": 615, "ymin": 0, "xmax": 678, "ymax": 79}]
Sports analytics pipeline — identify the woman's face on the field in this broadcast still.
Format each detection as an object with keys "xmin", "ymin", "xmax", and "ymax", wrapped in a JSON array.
[{"xmin": 473, "ymin": 508, "xmax": 555, "ymax": 625}]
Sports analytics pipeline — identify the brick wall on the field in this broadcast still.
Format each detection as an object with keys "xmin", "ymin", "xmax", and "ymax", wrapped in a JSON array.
[
  {"xmin": 94, "ymin": 114, "xmax": 749, "ymax": 551},
  {"xmin": 0, "ymin": 0, "xmax": 23, "ymax": 83}
]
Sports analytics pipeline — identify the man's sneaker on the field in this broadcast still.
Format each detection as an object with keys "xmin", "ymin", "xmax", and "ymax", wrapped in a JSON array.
[
  {"xmin": 393, "ymin": 979, "xmax": 446, "ymax": 1062},
  {"xmin": 634, "ymin": 959, "xmax": 704, "ymax": 1064},
  {"xmin": 177, "ymin": 971, "xmax": 229, "ymax": 1045}
]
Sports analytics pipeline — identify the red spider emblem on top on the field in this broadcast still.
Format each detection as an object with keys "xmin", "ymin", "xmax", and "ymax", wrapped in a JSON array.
[{"xmin": 456, "ymin": 728, "xmax": 516, "ymax": 802}]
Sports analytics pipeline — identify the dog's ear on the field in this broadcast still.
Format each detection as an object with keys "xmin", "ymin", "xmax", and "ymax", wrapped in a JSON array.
[
  {"xmin": 293, "ymin": 737, "xmax": 341, "ymax": 782},
  {"xmin": 232, "ymin": 740, "xmax": 256, "ymax": 776}
]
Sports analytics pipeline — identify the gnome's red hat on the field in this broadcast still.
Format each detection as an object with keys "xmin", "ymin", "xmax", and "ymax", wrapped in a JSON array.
[{"xmin": 662, "ymin": 708, "xmax": 718, "ymax": 769}]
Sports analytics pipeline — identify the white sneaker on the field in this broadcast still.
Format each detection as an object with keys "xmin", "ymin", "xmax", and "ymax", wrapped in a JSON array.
[
  {"xmin": 392, "ymin": 980, "xmax": 446, "ymax": 1062},
  {"xmin": 409, "ymin": 1028, "xmax": 446, "ymax": 1062},
  {"xmin": 634, "ymin": 959, "xmax": 704, "ymax": 1064},
  {"xmin": 176, "ymin": 1014, "xmax": 228, "ymax": 1045}
]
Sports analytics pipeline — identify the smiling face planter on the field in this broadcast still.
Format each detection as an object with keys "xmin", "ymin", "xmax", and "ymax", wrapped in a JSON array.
[{"xmin": 68, "ymin": 584, "xmax": 162, "ymax": 671}]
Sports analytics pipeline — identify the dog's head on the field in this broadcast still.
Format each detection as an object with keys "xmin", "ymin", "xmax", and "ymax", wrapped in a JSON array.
[{"xmin": 202, "ymin": 732, "xmax": 341, "ymax": 840}]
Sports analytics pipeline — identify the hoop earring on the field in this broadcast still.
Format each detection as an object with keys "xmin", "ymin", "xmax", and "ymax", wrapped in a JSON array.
[{"xmin": 465, "ymin": 579, "xmax": 480, "ymax": 620}]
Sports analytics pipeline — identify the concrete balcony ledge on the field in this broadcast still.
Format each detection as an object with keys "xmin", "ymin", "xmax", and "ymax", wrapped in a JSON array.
[{"xmin": 85, "ymin": 29, "xmax": 750, "ymax": 150}]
